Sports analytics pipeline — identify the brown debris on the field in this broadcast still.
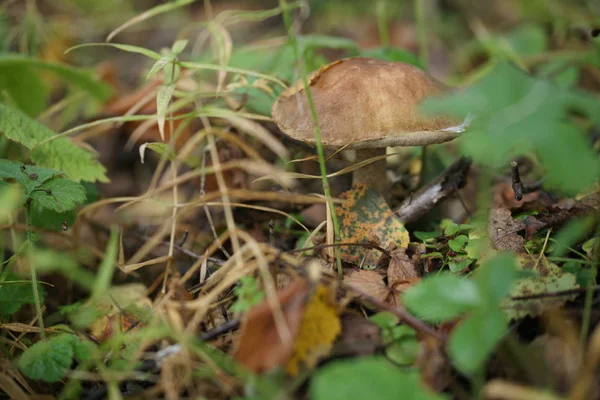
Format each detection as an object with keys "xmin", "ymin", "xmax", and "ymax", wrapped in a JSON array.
[{"xmin": 488, "ymin": 208, "xmax": 525, "ymax": 252}]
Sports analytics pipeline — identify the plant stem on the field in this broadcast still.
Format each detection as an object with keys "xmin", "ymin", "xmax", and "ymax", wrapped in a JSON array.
[
  {"xmin": 280, "ymin": 0, "xmax": 344, "ymax": 278},
  {"xmin": 26, "ymin": 203, "xmax": 45, "ymax": 339},
  {"xmin": 415, "ymin": 0, "xmax": 428, "ymax": 69},
  {"xmin": 377, "ymin": 0, "xmax": 390, "ymax": 48},
  {"xmin": 579, "ymin": 237, "xmax": 599, "ymax": 354}
]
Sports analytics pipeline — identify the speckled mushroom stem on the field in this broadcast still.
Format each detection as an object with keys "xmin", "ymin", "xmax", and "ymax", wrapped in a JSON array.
[{"xmin": 353, "ymin": 148, "xmax": 388, "ymax": 193}]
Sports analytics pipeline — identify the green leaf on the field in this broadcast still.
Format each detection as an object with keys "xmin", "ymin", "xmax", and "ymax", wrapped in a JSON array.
[
  {"xmin": 156, "ymin": 83, "xmax": 176, "ymax": 140},
  {"xmin": 0, "ymin": 54, "xmax": 112, "ymax": 114},
  {"xmin": 474, "ymin": 253, "xmax": 518, "ymax": 307},
  {"xmin": 448, "ymin": 235, "xmax": 469, "ymax": 252},
  {"xmin": 0, "ymin": 104, "xmax": 108, "ymax": 182},
  {"xmin": 310, "ymin": 357, "xmax": 445, "ymax": 400},
  {"xmin": 146, "ymin": 56, "xmax": 174, "ymax": 80},
  {"xmin": 171, "ymin": 39, "xmax": 188, "ymax": 55},
  {"xmin": 502, "ymin": 255, "xmax": 579, "ymax": 320},
  {"xmin": 414, "ymin": 231, "xmax": 442, "ymax": 242},
  {"xmin": 551, "ymin": 217, "xmax": 594, "ymax": 258},
  {"xmin": 91, "ymin": 229, "xmax": 119, "ymax": 301},
  {"xmin": 449, "ymin": 308, "xmax": 507, "ymax": 375},
  {"xmin": 448, "ymin": 258, "xmax": 472, "ymax": 273},
  {"xmin": 231, "ymin": 276, "xmax": 265, "ymax": 314},
  {"xmin": 403, "ymin": 274, "xmax": 481, "ymax": 321},
  {"xmin": 0, "ymin": 183, "xmax": 24, "ymax": 224},
  {"xmin": 18, "ymin": 334, "xmax": 74, "ymax": 382},
  {"xmin": 360, "ymin": 47, "xmax": 423, "ymax": 69},
  {"xmin": 0, "ymin": 159, "xmax": 61, "ymax": 193},
  {"xmin": 441, "ymin": 220, "xmax": 459, "ymax": 236},
  {"xmin": 66, "ymin": 43, "xmax": 162, "ymax": 61},
  {"xmin": 423, "ymin": 62, "xmax": 600, "ymax": 195},
  {"xmin": 30, "ymin": 177, "xmax": 86, "ymax": 213},
  {"xmin": 0, "ymin": 273, "xmax": 45, "ymax": 316}
]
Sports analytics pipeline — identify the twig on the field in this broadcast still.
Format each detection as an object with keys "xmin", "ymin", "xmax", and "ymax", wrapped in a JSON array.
[
  {"xmin": 344, "ymin": 284, "xmax": 445, "ymax": 341},
  {"xmin": 511, "ymin": 160, "xmax": 542, "ymax": 201},
  {"xmin": 394, "ymin": 157, "xmax": 472, "ymax": 224}
]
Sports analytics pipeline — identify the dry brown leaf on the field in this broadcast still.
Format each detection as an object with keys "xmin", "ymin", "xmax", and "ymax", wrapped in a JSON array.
[
  {"xmin": 488, "ymin": 208, "xmax": 525, "ymax": 252},
  {"xmin": 344, "ymin": 270, "xmax": 391, "ymax": 304},
  {"xmin": 417, "ymin": 336, "xmax": 451, "ymax": 392},
  {"xmin": 387, "ymin": 247, "xmax": 420, "ymax": 287},
  {"xmin": 333, "ymin": 314, "xmax": 381, "ymax": 357},
  {"xmin": 234, "ymin": 279, "xmax": 308, "ymax": 373}
]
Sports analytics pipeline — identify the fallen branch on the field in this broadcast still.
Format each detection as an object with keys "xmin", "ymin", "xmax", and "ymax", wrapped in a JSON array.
[{"xmin": 394, "ymin": 157, "xmax": 472, "ymax": 224}]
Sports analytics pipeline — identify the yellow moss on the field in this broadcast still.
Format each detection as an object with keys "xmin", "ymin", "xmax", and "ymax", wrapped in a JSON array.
[{"xmin": 286, "ymin": 285, "xmax": 341, "ymax": 376}]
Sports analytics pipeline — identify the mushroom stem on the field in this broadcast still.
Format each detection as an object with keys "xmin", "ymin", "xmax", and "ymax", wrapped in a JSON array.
[{"xmin": 353, "ymin": 148, "xmax": 387, "ymax": 193}]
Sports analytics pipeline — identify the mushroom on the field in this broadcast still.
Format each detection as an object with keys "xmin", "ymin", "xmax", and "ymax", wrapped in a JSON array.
[{"xmin": 271, "ymin": 57, "xmax": 468, "ymax": 193}]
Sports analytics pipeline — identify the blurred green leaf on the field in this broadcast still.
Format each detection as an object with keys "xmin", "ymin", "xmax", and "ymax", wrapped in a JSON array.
[
  {"xmin": 0, "ymin": 272, "xmax": 45, "ymax": 317},
  {"xmin": 361, "ymin": 47, "xmax": 423, "ymax": 69},
  {"xmin": 449, "ymin": 308, "xmax": 507, "ymax": 375},
  {"xmin": 310, "ymin": 357, "xmax": 446, "ymax": 400},
  {"xmin": 474, "ymin": 253, "xmax": 518, "ymax": 306},
  {"xmin": 403, "ymin": 274, "xmax": 481, "ymax": 321},
  {"xmin": 18, "ymin": 334, "xmax": 74, "ymax": 382},
  {"xmin": 448, "ymin": 235, "xmax": 469, "ymax": 252},
  {"xmin": 0, "ymin": 104, "xmax": 108, "ymax": 182},
  {"xmin": 423, "ymin": 61, "xmax": 600, "ymax": 195},
  {"xmin": 551, "ymin": 216, "xmax": 594, "ymax": 258}
]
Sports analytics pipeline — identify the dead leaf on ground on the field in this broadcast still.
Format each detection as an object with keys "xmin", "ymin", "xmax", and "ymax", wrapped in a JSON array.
[
  {"xmin": 337, "ymin": 184, "xmax": 409, "ymax": 266},
  {"xmin": 502, "ymin": 255, "xmax": 579, "ymax": 320},
  {"xmin": 344, "ymin": 270, "xmax": 392, "ymax": 304},
  {"xmin": 417, "ymin": 335, "xmax": 451, "ymax": 392},
  {"xmin": 332, "ymin": 314, "xmax": 381, "ymax": 357},
  {"xmin": 493, "ymin": 181, "xmax": 539, "ymax": 209},
  {"xmin": 523, "ymin": 204, "xmax": 593, "ymax": 239},
  {"xmin": 488, "ymin": 208, "xmax": 525, "ymax": 252},
  {"xmin": 234, "ymin": 280, "xmax": 341, "ymax": 376},
  {"xmin": 344, "ymin": 269, "xmax": 418, "ymax": 308},
  {"xmin": 388, "ymin": 247, "xmax": 420, "ymax": 287},
  {"xmin": 234, "ymin": 279, "xmax": 308, "ymax": 373}
]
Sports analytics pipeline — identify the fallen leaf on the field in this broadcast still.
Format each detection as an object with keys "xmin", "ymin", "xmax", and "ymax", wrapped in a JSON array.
[
  {"xmin": 234, "ymin": 279, "xmax": 308, "ymax": 373},
  {"xmin": 344, "ymin": 270, "xmax": 391, "ymax": 304},
  {"xmin": 337, "ymin": 184, "xmax": 409, "ymax": 266},
  {"xmin": 523, "ymin": 204, "xmax": 593, "ymax": 239},
  {"xmin": 333, "ymin": 314, "xmax": 381, "ymax": 357},
  {"xmin": 388, "ymin": 247, "xmax": 420, "ymax": 287},
  {"xmin": 502, "ymin": 255, "xmax": 579, "ymax": 320},
  {"xmin": 488, "ymin": 208, "xmax": 525, "ymax": 252},
  {"xmin": 286, "ymin": 284, "xmax": 341, "ymax": 376},
  {"xmin": 417, "ymin": 335, "xmax": 451, "ymax": 392}
]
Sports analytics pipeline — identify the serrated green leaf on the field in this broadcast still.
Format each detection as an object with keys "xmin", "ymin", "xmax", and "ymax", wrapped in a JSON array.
[
  {"xmin": 449, "ymin": 309, "xmax": 507, "ymax": 375},
  {"xmin": 0, "ymin": 104, "xmax": 108, "ymax": 182},
  {"xmin": 0, "ymin": 274, "xmax": 45, "ymax": 316},
  {"xmin": 403, "ymin": 274, "xmax": 481, "ymax": 321},
  {"xmin": 156, "ymin": 83, "xmax": 176, "ymax": 140},
  {"xmin": 310, "ymin": 357, "xmax": 446, "ymax": 400},
  {"xmin": 18, "ymin": 334, "xmax": 74, "ymax": 382},
  {"xmin": 30, "ymin": 177, "xmax": 86, "ymax": 213},
  {"xmin": 0, "ymin": 159, "xmax": 61, "ymax": 193}
]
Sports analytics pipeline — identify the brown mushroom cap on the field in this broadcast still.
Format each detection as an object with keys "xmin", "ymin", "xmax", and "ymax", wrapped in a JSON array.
[{"xmin": 272, "ymin": 57, "xmax": 462, "ymax": 149}]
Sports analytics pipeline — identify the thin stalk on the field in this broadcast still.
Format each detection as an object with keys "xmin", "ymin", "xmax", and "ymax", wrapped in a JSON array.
[
  {"xmin": 26, "ymin": 203, "xmax": 45, "ymax": 339},
  {"xmin": 580, "ymin": 237, "xmax": 599, "ymax": 354},
  {"xmin": 280, "ymin": 0, "xmax": 343, "ymax": 278},
  {"xmin": 415, "ymin": 0, "xmax": 428, "ymax": 69},
  {"xmin": 376, "ymin": 0, "xmax": 390, "ymax": 48}
]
